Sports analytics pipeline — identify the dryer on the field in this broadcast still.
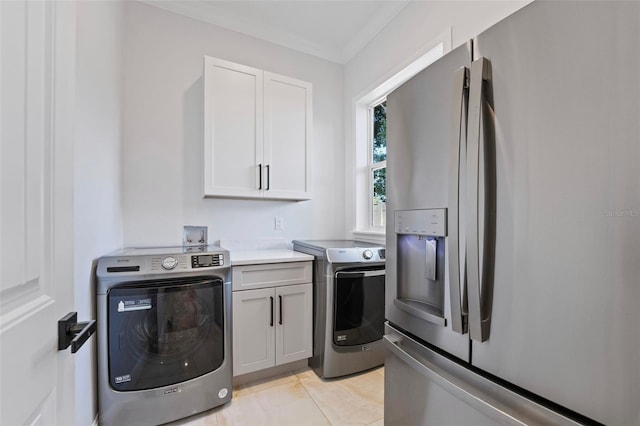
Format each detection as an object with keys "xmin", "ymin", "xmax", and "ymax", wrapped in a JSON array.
[
  {"xmin": 95, "ymin": 246, "xmax": 232, "ymax": 426},
  {"xmin": 293, "ymin": 240, "xmax": 385, "ymax": 379}
]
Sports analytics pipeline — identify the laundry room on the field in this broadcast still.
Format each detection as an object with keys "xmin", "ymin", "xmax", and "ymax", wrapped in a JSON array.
[
  {"xmin": 70, "ymin": 2, "xmax": 522, "ymax": 423},
  {"xmin": 3, "ymin": 0, "xmax": 639, "ymax": 425}
]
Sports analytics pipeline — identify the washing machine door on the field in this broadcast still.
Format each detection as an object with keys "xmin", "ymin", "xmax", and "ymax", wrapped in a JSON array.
[
  {"xmin": 333, "ymin": 267, "xmax": 385, "ymax": 346},
  {"xmin": 107, "ymin": 276, "xmax": 224, "ymax": 391}
]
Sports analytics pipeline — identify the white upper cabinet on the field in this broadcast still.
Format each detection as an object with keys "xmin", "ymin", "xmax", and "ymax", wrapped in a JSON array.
[
  {"xmin": 203, "ymin": 57, "xmax": 263, "ymax": 198},
  {"xmin": 263, "ymin": 72, "xmax": 312, "ymax": 199},
  {"xmin": 203, "ymin": 57, "xmax": 312, "ymax": 201}
]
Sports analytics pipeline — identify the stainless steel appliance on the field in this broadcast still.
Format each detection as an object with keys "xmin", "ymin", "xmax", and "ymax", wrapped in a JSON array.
[
  {"xmin": 95, "ymin": 247, "xmax": 232, "ymax": 426},
  {"xmin": 293, "ymin": 240, "xmax": 385, "ymax": 378},
  {"xmin": 385, "ymin": 1, "xmax": 640, "ymax": 424}
]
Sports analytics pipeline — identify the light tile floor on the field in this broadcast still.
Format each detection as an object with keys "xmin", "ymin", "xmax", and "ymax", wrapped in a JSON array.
[{"xmin": 170, "ymin": 367, "xmax": 384, "ymax": 426}]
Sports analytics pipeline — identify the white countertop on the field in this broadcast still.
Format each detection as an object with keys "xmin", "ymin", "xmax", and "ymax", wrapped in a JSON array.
[{"xmin": 228, "ymin": 249, "xmax": 314, "ymax": 266}]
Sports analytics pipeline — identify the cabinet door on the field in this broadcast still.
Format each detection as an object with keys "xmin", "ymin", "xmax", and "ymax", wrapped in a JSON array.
[
  {"xmin": 275, "ymin": 283, "xmax": 313, "ymax": 365},
  {"xmin": 232, "ymin": 288, "xmax": 275, "ymax": 376},
  {"xmin": 263, "ymin": 72, "xmax": 312, "ymax": 200},
  {"xmin": 204, "ymin": 57, "xmax": 263, "ymax": 198}
]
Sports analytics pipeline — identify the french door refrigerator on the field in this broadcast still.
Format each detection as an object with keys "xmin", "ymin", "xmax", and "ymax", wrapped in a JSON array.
[{"xmin": 384, "ymin": 1, "xmax": 639, "ymax": 425}]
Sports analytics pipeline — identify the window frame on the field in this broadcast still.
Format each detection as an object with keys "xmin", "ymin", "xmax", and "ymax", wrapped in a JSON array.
[
  {"xmin": 368, "ymin": 97, "xmax": 387, "ymax": 230},
  {"xmin": 349, "ymin": 33, "xmax": 450, "ymax": 243}
]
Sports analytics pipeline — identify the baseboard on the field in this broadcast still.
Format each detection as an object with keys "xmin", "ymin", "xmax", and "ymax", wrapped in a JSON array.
[{"xmin": 232, "ymin": 359, "xmax": 309, "ymax": 387}]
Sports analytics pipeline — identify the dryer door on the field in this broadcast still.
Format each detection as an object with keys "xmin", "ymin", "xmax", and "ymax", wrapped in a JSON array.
[
  {"xmin": 107, "ymin": 277, "xmax": 224, "ymax": 391},
  {"xmin": 333, "ymin": 267, "xmax": 385, "ymax": 346}
]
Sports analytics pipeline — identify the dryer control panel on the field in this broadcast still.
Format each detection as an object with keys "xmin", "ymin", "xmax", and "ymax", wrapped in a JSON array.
[{"xmin": 326, "ymin": 247, "xmax": 386, "ymax": 264}]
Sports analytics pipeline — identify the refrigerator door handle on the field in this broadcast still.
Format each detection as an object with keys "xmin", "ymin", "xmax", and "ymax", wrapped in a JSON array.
[
  {"xmin": 447, "ymin": 66, "xmax": 469, "ymax": 334},
  {"xmin": 467, "ymin": 57, "xmax": 495, "ymax": 342}
]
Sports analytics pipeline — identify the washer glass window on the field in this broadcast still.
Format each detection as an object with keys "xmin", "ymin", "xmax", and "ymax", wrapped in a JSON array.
[{"xmin": 108, "ymin": 277, "xmax": 224, "ymax": 391}]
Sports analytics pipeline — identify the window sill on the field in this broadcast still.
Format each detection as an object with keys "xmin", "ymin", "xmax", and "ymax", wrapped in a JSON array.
[{"xmin": 352, "ymin": 230, "xmax": 386, "ymax": 246}]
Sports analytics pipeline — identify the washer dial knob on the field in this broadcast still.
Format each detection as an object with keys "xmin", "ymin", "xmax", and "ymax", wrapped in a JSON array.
[
  {"xmin": 161, "ymin": 256, "xmax": 178, "ymax": 270},
  {"xmin": 363, "ymin": 249, "xmax": 374, "ymax": 260}
]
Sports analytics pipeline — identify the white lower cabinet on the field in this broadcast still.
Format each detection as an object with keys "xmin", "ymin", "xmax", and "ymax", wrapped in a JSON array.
[
  {"xmin": 232, "ymin": 287, "xmax": 276, "ymax": 375},
  {"xmin": 275, "ymin": 283, "xmax": 313, "ymax": 366},
  {"xmin": 232, "ymin": 262, "xmax": 313, "ymax": 376}
]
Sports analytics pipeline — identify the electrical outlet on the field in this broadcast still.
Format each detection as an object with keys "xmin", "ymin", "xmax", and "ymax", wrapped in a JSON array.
[{"xmin": 274, "ymin": 216, "xmax": 284, "ymax": 230}]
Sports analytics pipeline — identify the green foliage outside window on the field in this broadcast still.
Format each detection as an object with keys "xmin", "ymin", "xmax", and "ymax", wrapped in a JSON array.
[{"xmin": 372, "ymin": 101, "xmax": 387, "ymax": 203}]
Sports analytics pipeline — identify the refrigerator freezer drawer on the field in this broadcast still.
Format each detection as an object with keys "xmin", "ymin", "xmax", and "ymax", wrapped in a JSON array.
[{"xmin": 384, "ymin": 324, "xmax": 581, "ymax": 426}]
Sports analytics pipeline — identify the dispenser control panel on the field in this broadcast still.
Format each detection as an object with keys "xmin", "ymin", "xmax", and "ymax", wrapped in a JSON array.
[{"xmin": 395, "ymin": 209, "xmax": 447, "ymax": 236}]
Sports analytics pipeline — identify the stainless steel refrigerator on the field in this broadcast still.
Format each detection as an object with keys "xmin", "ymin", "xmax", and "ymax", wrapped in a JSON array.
[{"xmin": 384, "ymin": 1, "xmax": 639, "ymax": 424}]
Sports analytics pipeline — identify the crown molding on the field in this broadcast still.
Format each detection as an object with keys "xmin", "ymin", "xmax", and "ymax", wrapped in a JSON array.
[
  {"xmin": 139, "ymin": 0, "xmax": 410, "ymax": 64},
  {"xmin": 341, "ymin": 1, "xmax": 409, "ymax": 63}
]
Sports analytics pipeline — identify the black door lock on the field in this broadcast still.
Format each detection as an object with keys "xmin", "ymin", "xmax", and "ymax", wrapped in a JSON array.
[{"xmin": 58, "ymin": 312, "xmax": 96, "ymax": 353}]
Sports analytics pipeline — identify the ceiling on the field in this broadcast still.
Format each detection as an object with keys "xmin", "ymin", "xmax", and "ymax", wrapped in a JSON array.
[{"xmin": 141, "ymin": 0, "xmax": 411, "ymax": 63}]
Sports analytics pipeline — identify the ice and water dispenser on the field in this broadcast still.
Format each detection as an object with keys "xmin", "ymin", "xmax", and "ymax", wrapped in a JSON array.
[{"xmin": 394, "ymin": 209, "xmax": 447, "ymax": 326}]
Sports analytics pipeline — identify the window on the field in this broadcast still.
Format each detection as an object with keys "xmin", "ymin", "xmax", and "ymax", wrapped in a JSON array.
[
  {"xmin": 370, "ymin": 100, "xmax": 387, "ymax": 228},
  {"xmin": 350, "ymin": 35, "xmax": 449, "ymax": 241}
]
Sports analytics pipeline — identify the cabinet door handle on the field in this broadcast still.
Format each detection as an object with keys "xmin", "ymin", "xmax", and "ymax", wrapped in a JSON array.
[
  {"xmin": 265, "ymin": 165, "xmax": 270, "ymax": 190},
  {"xmin": 279, "ymin": 295, "xmax": 283, "ymax": 325},
  {"xmin": 258, "ymin": 164, "xmax": 263, "ymax": 190},
  {"xmin": 270, "ymin": 296, "xmax": 274, "ymax": 327}
]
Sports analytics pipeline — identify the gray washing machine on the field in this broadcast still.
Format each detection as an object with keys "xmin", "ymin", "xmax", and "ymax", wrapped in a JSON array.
[
  {"xmin": 293, "ymin": 240, "xmax": 385, "ymax": 379},
  {"xmin": 95, "ymin": 246, "xmax": 232, "ymax": 426}
]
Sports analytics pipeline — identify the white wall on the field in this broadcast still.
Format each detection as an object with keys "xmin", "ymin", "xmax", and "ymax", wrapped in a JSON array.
[
  {"xmin": 74, "ymin": 1, "xmax": 124, "ymax": 424},
  {"xmin": 121, "ymin": 2, "xmax": 345, "ymax": 247},
  {"xmin": 344, "ymin": 0, "xmax": 531, "ymax": 241}
]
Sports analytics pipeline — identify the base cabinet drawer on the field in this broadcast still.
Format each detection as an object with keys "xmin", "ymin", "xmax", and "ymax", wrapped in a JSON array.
[{"xmin": 232, "ymin": 261, "xmax": 312, "ymax": 291}]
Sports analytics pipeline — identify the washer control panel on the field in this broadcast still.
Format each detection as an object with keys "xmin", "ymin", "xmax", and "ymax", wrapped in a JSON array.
[
  {"xmin": 191, "ymin": 253, "xmax": 224, "ymax": 268},
  {"xmin": 150, "ymin": 255, "xmax": 189, "ymax": 272},
  {"xmin": 98, "ymin": 251, "xmax": 227, "ymax": 276},
  {"xmin": 161, "ymin": 256, "xmax": 179, "ymax": 270}
]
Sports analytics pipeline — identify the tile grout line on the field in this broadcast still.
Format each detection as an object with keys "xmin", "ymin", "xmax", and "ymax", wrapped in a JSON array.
[
  {"xmin": 295, "ymin": 371, "xmax": 335, "ymax": 426},
  {"xmin": 365, "ymin": 416, "xmax": 384, "ymax": 426},
  {"xmin": 207, "ymin": 368, "xmax": 384, "ymax": 426},
  {"xmin": 298, "ymin": 368, "xmax": 386, "ymax": 425}
]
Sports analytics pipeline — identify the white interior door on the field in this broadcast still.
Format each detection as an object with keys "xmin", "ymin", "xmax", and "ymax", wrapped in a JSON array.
[{"xmin": 1, "ymin": 1, "xmax": 76, "ymax": 424}]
